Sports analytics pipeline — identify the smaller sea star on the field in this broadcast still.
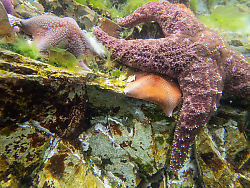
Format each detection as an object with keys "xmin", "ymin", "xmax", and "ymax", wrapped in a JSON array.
[{"xmin": 20, "ymin": 15, "xmax": 105, "ymax": 70}]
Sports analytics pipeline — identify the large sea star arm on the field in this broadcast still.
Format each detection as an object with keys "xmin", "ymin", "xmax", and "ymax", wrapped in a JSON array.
[
  {"xmin": 117, "ymin": 1, "xmax": 204, "ymax": 37},
  {"xmin": 170, "ymin": 58, "xmax": 223, "ymax": 171},
  {"xmin": 93, "ymin": 27, "xmax": 191, "ymax": 78},
  {"xmin": 222, "ymin": 48, "xmax": 250, "ymax": 98}
]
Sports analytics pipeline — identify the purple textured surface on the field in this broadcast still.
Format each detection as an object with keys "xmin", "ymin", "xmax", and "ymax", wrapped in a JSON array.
[{"xmin": 0, "ymin": 0, "xmax": 13, "ymax": 14}]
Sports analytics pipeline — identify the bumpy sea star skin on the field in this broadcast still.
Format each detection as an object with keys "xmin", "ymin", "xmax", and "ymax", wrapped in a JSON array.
[
  {"xmin": 20, "ymin": 15, "xmax": 105, "ymax": 69},
  {"xmin": 93, "ymin": 1, "xmax": 250, "ymax": 172}
]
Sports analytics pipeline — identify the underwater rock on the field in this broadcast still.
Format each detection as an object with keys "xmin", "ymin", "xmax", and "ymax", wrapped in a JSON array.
[
  {"xmin": 0, "ymin": 124, "xmax": 51, "ymax": 187},
  {"xmin": 0, "ymin": 1, "xmax": 15, "ymax": 43},
  {"xmin": 0, "ymin": 124, "xmax": 102, "ymax": 187},
  {"xmin": 36, "ymin": 141, "xmax": 103, "ymax": 187},
  {"xmin": 0, "ymin": 48, "xmax": 88, "ymax": 139},
  {"xmin": 83, "ymin": 76, "xmax": 249, "ymax": 187},
  {"xmin": 38, "ymin": 0, "xmax": 98, "ymax": 30},
  {"xmin": 83, "ymin": 82, "xmax": 175, "ymax": 187},
  {"xmin": 0, "ymin": 47, "xmax": 248, "ymax": 186},
  {"xmin": 196, "ymin": 121, "xmax": 249, "ymax": 187},
  {"xmin": 14, "ymin": 0, "xmax": 45, "ymax": 18},
  {"xmin": 14, "ymin": 0, "xmax": 99, "ymax": 30},
  {"xmin": 0, "ymin": 48, "xmax": 103, "ymax": 187}
]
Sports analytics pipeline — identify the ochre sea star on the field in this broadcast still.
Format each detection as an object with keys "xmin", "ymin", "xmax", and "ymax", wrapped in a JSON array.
[{"xmin": 93, "ymin": 1, "xmax": 250, "ymax": 172}]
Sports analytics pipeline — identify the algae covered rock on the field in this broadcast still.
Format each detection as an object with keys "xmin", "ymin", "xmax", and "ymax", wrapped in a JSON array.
[
  {"xmin": 0, "ymin": 48, "xmax": 88, "ymax": 139},
  {"xmin": 13, "ymin": 0, "xmax": 98, "ymax": 30},
  {"xmin": 0, "ymin": 0, "xmax": 249, "ymax": 186},
  {"xmin": 83, "ymin": 76, "xmax": 249, "ymax": 187},
  {"xmin": 0, "ymin": 48, "xmax": 103, "ymax": 187},
  {"xmin": 0, "ymin": 47, "xmax": 249, "ymax": 187},
  {"xmin": 0, "ymin": 1, "xmax": 15, "ymax": 43},
  {"xmin": 82, "ymin": 81, "xmax": 176, "ymax": 187},
  {"xmin": 38, "ymin": 0, "xmax": 99, "ymax": 30},
  {"xmin": 0, "ymin": 125, "xmax": 102, "ymax": 187},
  {"xmin": 15, "ymin": 0, "xmax": 45, "ymax": 18},
  {"xmin": 0, "ymin": 125, "xmax": 50, "ymax": 187}
]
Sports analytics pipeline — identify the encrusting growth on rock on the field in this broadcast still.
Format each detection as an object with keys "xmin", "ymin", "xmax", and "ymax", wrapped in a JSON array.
[{"xmin": 93, "ymin": 1, "xmax": 250, "ymax": 172}]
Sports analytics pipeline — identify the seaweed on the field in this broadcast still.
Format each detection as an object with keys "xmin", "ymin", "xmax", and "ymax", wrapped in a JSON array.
[
  {"xmin": 118, "ymin": 0, "xmax": 158, "ymax": 18},
  {"xmin": 200, "ymin": 5, "xmax": 249, "ymax": 33},
  {"xmin": 0, "ymin": 36, "xmax": 40, "ymax": 60},
  {"xmin": 75, "ymin": 0, "xmax": 158, "ymax": 18},
  {"xmin": 13, "ymin": 38, "xmax": 40, "ymax": 59},
  {"xmin": 190, "ymin": 0, "xmax": 198, "ymax": 13},
  {"xmin": 47, "ymin": 47, "xmax": 79, "ymax": 70}
]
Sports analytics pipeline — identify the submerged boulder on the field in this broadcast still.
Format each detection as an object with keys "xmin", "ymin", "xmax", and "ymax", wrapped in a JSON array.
[
  {"xmin": 0, "ymin": 48, "xmax": 249, "ymax": 187},
  {"xmin": 0, "ymin": 48, "xmax": 89, "ymax": 139}
]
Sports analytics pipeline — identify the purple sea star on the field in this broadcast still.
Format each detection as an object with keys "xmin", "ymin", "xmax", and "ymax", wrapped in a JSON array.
[
  {"xmin": 20, "ymin": 15, "xmax": 105, "ymax": 70},
  {"xmin": 0, "ymin": 0, "xmax": 14, "ymax": 15},
  {"xmin": 93, "ymin": 1, "xmax": 250, "ymax": 172}
]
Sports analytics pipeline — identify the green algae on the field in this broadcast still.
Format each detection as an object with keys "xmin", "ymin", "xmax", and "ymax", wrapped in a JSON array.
[
  {"xmin": 89, "ymin": 77, "xmax": 126, "ymax": 92},
  {"xmin": 0, "ymin": 37, "xmax": 40, "ymax": 60},
  {"xmin": 75, "ymin": 0, "xmax": 158, "ymax": 18},
  {"xmin": 13, "ymin": 37, "xmax": 40, "ymax": 60},
  {"xmin": 118, "ymin": 0, "xmax": 158, "ymax": 18},
  {"xmin": 190, "ymin": 0, "xmax": 198, "ymax": 13},
  {"xmin": 110, "ymin": 68, "xmax": 127, "ymax": 79},
  {"xmin": 154, "ymin": 136, "xmax": 164, "ymax": 145},
  {"xmin": 200, "ymin": 5, "xmax": 249, "ymax": 33},
  {"xmin": 47, "ymin": 47, "xmax": 79, "ymax": 70},
  {"xmin": 133, "ymin": 157, "xmax": 154, "ymax": 174},
  {"xmin": 75, "ymin": 0, "xmax": 112, "ymax": 11},
  {"xmin": 0, "ymin": 37, "xmax": 83, "ymax": 71}
]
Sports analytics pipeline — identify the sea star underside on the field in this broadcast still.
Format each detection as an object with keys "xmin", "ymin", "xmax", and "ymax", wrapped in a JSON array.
[{"xmin": 93, "ymin": 1, "xmax": 250, "ymax": 172}]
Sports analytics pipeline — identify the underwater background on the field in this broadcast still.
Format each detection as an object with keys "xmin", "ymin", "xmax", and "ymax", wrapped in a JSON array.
[{"xmin": 0, "ymin": 0, "xmax": 249, "ymax": 187}]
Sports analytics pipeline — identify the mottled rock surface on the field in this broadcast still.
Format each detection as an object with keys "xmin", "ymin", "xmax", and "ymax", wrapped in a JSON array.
[
  {"xmin": 13, "ymin": 0, "xmax": 98, "ymax": 30},
  {"xmin": 0, "ymin": 48, "xmax": 249, "ymax": 187},
  {"xmin": 38, "ymin": 0, "xmax": 98, "ymax": 30},
  {"xmin": 83, "ymin": 79, "xmax": 249, "ymax": 187},
  {"xmin": 14, "ymin": 0, "xmax": 45, "ymax": 18},
  {"xmin": 0, "ymin": 48, "xmax": 88, "ymax": 139},
  {"xmin": 0, "ymin": 0, "xmax": 249, "ymax": 187},
  {"xmin": 0, "ymin": 1, "xmax": 15, "ymax": 43},
  {"xmin": 0, "ymin": 48, "xmax": 102, "ymax": 187}
]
